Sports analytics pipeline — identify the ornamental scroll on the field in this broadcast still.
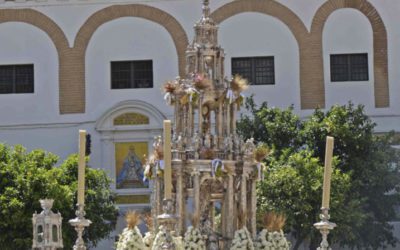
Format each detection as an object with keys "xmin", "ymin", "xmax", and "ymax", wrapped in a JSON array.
[{"xmin": 113, "ymin": 112, "xmax": 149, "ymax": 126}]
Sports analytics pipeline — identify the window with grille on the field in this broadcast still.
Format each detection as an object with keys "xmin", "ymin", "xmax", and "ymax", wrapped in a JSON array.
[
  {"xmin": 330, "ymin": 54, "xmax": 369, "ymax": 82},
  {"xmin": 0, "ymin": 64, "xmax": 34, "ymax": 94},
  {"xmin": 231, "ymin": 57, "xmax": 275, "ymax": 85},
  {"xmin": 111, "ymin": 60, "xmax": 153, "ymax": 89}
]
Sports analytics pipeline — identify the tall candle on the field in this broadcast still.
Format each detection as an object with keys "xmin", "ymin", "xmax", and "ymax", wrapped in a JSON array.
[
  {"xmin": 322, "ymin": 136, "xmax": 334, "ymax": 209},
  {"xmin": 78, "ymin": 130, "xmax": 86, "ymax": 205},
  {"xmin": 163, "ymin": 120, "xmax": 172, "ymax": 199}
]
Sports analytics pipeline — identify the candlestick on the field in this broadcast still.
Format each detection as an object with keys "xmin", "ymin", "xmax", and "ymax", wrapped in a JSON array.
[
  {"xmin": 156, "ymin": 199, "xmax": 177, "ymax": 250},
  {"xmin": 314, "ymin": 208, "xmax": 336, "ymax": 250},
  {"xmin": 78, "ymin": 130, "xmax": 86, "ymax": 206},
  {"xmin": 69, "ymin": 204, "xmax": 92, "ymax": 250},
  {"xmin": 322, "ymin": 136, "xmax": 334, "ymax": 209},
  {"xmin": 163, "ymin": 120, "xmax": 172, "ymax": 199}
]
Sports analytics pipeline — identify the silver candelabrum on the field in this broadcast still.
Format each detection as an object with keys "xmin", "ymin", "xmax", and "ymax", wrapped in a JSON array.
[
  {"xmin": 314, "ymin": 207, "xmax": 336, "ymax": 250},
  {"xmin": 69, "ymin": 204, "xmax": 92, "ymax": 250}
]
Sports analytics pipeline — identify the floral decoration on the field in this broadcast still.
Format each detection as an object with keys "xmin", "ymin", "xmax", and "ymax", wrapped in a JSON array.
[
  {"xmin": 230, "ymin": 227, "xmax": 255, "ymax": 250},
  {"xmin": 183, "ymin": 226, "xmax": 206, "ymax": 250},
  {"xmin": 115, "ymin": 211, "xmax": 145, "ymax": 250}
]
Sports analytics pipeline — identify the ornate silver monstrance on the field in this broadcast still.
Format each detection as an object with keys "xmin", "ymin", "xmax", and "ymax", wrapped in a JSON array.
[{"xmin": 148, "ymin": 1, "xmax": 259, "ymax": 249}]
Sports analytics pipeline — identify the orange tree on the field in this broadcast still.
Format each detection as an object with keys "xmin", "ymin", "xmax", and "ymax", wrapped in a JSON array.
[
  {"xmin": 0, "ymin": 145, "xmax": 118, "ymax": 249},
  {"xmin": 237, "ymin": 98, "xmax": 400, "ymax": 249}
]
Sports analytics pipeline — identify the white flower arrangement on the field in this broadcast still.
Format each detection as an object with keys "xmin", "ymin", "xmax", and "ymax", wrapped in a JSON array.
[
  {"xmin": 230, "ymin": 227, "xmax": 255, "ymax": 250},
  {"xmin": 143, "ymin": 231, "xmax": 155, "ymax": 250},
  {"xmin": 255, "ymin": 229, "xmax": 290, "ymax": 250},
  {"xmin": 152, "ymin": 226, "xmax": 168, "ymax": 250},
  {"xmin": 175, "ymin": 235, "xmax": 184, "ymax": 250},
  {"xmin": 116, "ymin": 211, "xmax": 145, "ymax": 250},
  {"xmin": 152, "ymin": 226, "xmax": 184, "ymax": 250},
  {"xmin": 115, "ymin": 227, "xmax": 145, "ymax": 250},
  {"xmin": 183, "ymin": 226, "xmax": 206, "ymax": 250}
]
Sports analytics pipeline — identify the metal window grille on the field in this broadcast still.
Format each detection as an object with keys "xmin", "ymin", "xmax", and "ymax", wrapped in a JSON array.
[
  {"xmin": 111, "ymin": 60, "xmax": 153, "ymax": 89},
  {"xmin": 330, "ymin": 54, "xmax": 368, "ymax": 82},
  {"xmin": 232, "ymin": 57, "xmax": 275, "ymax": 85},
  {"xmin": 0, "ymin": 64, "xmax": 34, "ymax": 94}
]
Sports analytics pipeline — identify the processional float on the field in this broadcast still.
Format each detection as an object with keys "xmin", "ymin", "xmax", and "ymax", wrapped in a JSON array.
[{"xmin": 144, "ymin": 0, "xmax": 261, "ymax": 249}]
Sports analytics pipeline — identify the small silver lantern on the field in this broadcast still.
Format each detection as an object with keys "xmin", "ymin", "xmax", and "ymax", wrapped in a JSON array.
[{"xmin": 32, "ymin": 199, "xmax": 63, "ymax": 250}]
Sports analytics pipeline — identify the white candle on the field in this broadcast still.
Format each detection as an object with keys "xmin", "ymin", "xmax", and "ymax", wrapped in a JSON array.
[
  {"xmin": 163, "ymin": 121, "xmax": 172, "ymax": 199},
  {"xmin": 78, "ymin": 130, "xmax": 86, "ymax": 205},
  {"xmin": 322, "ymin": 136, "xmax": 334, "ymax": 209}
]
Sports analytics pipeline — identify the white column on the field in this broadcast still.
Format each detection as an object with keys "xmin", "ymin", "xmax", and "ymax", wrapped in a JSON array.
[
  {"xmin": 218, "ymin": 101, "xmax": 223, "ymax": 148},
  {"xmin": 231, "ymin": 103, "xmax": 236, "ymax": 134},
  {"xmin": 226, "ymin": 102, "xmax": 231, "ymax": 136},
  {"xmin": 240, "ymin": 175, "xmax": 247, "ymax": 227},
  {"xmin": 174, "ymin": 100, "xmax": 179, "ymax": 135},
  {"xmin": 176, "ymin": 170, "xmax": 185, "ymax": 235},
  {"xmin": 210, "ymin": 201, "xmax": 215, "ymax": 231},
  {"xmin": 198, "ymin": 94, "xmax": 203, "ymax": 135},
  {"xmin": 189, "ymin": 103, "xmax": 193, "ymax": 137},
  {"xmin": 227, "ymin": 174, "xmax": 234, "ymax": 238},
  {"xmin": 193, "ymin": 172, "xmax": 201, "ymax": 223},
  {"xmin": 153, "ymin": 173, "xmax": 162, "ymax": 230},
  {"xmin": 250, "ymin": 179, "xmax": 257, "ymax": 238}
]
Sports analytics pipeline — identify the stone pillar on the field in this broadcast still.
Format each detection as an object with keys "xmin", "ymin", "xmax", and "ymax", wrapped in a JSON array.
[
  {"xmin": 226, "ymin": 102, "xmax": 231, "ymax": 136},
  {"xmin": 152, "ymin": 170, "xmax": 162, "ymax": 231},
  {"xmin": 214, "ymin": 110, "xmax": 219, "ymax": 137},
  {"xmin": 180, "ymin": 106, "xmax": 185, "ymax": 137},
  {"xmin": 176, "ymin": 170, "xmax": 185, "ymax": 235},
  {"xmin": 240, "ymin": 175, "xmax": 247, "ymax": 226},
  {"xmin": 190, "ymin": 103, "xmax": 194, "ymax": 137},
  {"xmin": 210, "ymin": 201, "xmax": 215, "ymax": 230},
  {"xmin": 226, "ymin": 174, "xmax": 235, "ymax": 239},
  {"xmin": 193, "ymin": 172, "xmax": 201, "ymax": 222},
  {"xmin": 221, "ymin": 196, "xmax": 227, "ymax": 241},
  {"xmin": 174, "ymin": 100, "xmax": 179, "ymax": 135},
  {"xmin": 183, "ymin": 105, "xmax": 188, "ymax": 137},
  {"xmin": 231, "ymin": 103, "xmax": 236, "ymax": 134},
  {"xmin": 198, "ymin": 93, "xmax": 203, "ymax": 135},
  {"xmin": 218, "ymin": 101, "xmax": 223, "ymax": 148},
  {"xmin": 250, "ymin": 179, "xmax": 257, "ymax": 238}
]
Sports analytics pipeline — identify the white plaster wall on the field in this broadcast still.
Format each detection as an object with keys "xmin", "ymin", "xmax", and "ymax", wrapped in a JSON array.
[
  {"xmin": 0, "ymin": 123, "xmax": 93, "ymax": 164},
  {"xmin": 323, "ymin": 9, "xmax": 375, "ymax": 111},
  {"xmin": 0, "ymin": 22, "xmax": 59, "ymax": 125},
  {"xmin": 0, "ymin": 1, "xmax": 398, "ymax": 249},
  {"xmin": 0, "ymin": 0, "xmax": 397, "ymax": 162},
  {"xmin": 33, "ymin": 5, "xmax": 105, "ymax": 48},
  {"xmin": 276, "ymin": 0, "xmax": 322, "ymax": 31},
  {"xmin": 85, "ymin": 17, "xmax": 177, "ymax": 121},
  {"xmin": 369, "ymin": 0, "xmax": 400, "ymax": 120},
  {"xmin": 147, "ymin": 0, "xmax": 232, "ymax": 41},
  {"xmin": 219, "ymin": 12, "xmax": 301, "ymax": 111}
]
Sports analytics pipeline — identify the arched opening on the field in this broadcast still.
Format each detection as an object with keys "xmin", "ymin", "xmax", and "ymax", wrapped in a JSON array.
[
  {"xmin": 219, "ymin": 12, "xmax": 300, "ymax": 109},
  {"xmin": 0, "ymin": 22, "xmax": 59, "ymax": 123},
  {"xmin": 310, "ymin": 0, "xmax": 389, "ymax": 108},
  {"xmin": 323, "ymin": 9, "xmax": 375, "ymax": 110},
  {"xmin": 85, "ymin": 17, "xmax": 179, "ymax": 116}
]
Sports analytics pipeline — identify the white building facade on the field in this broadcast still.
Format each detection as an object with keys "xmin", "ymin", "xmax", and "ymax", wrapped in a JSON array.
[{"xmin": 0, "ymin": 0, "xmax": 399, "ymax": 248}]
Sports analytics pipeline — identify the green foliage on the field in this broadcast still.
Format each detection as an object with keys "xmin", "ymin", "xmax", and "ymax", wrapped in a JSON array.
[
  {"xmin": 258, "ymin": 149, "xmax": 362, "ymax": 248},
  {"xmin": 0, "ymin": 144, "xmax": 118, "ymax": 249},
  {"xmin": 238, "ymin": 98, "xmax": 400, "ymax": 249},
  {"xmin": 237, "ymin": 98, "xmax": 302, "ymax": 154}
]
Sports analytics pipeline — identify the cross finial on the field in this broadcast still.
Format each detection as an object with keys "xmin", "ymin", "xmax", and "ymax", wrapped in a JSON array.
[{"xmin": 202, "ymin": 0, "xmax": 210, "ymax": 18}]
